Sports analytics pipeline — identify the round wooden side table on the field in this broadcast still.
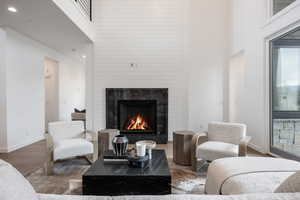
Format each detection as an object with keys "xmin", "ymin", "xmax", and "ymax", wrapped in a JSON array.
[{"xmin": 173, "ymin": 131, "xmax": 195, "ymax": 166}]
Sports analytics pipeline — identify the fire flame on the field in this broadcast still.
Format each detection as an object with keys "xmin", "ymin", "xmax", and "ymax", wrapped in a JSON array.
[{"xmin": 125, "ymin": 113, "xmax": 150, "ymax": 130}]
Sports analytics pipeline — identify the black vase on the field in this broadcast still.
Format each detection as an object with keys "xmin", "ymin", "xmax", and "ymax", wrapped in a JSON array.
[{"xmin": 112, "ymin": 135, "xmax": 129, "ymax": 156}]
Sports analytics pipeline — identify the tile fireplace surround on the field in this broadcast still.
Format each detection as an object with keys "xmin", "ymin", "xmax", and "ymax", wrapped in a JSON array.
[{"xmin": 106, "ymin": 88, "xmax": 168, "ymax": 144}]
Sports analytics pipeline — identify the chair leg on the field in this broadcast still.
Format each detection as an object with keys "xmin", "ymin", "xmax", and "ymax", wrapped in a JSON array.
[
  {"xmin": 191, "ymin": 159, "xmax": 197, "ymax": 172},
  {"xmin": 93, "ymin": 139, "xmax": 98, "ymax": 162},
  {"xmin": 191, "ymin": 154, "xmax": 197, "ymax": 172},
  {"xmin": 192, "ymin": 158, "xmax": 208, "ymax": 172},
  {"xmin": 92, "ymin": 151, "xmax": 98, "ymax": 162},
  {"xmin": 85, "ymin": 155, "xmax": 93, "ymax": 164},
  {"xmin": 199, "ymin": 159, "xmax": 209, "ymax": 172},
  {"xmin": 191, "ymin": 143, "xmax": 197, "ymax": 172},
  {"xmin": 45, "ymin": 155, "xmax": 54, "ymax": 175},
  {"xmin": 45, "ymin": 134, "xmax": 54, "ymax": 175},
  {"xmin": 239, "ymin": 143, "xmax": 248, "ymax": 157}
]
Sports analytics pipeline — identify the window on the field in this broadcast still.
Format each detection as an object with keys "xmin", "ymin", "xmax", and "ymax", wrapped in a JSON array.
[
  {"xmin": 270, "ymin": 27, "xmax": 300, "ymax": 160},
  {"xmin": 273, "ymin": 48, "xmax": 300, "ymax": 111},
  {"xmin": 273, "ymin": 0, "xmax": 296, "ymax": 15}
]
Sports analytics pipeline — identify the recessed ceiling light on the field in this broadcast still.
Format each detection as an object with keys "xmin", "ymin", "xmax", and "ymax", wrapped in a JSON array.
[
  {"xmin": 8, "ymin": 6, "xmax": 18, "ymax": 13},
  {"xmin": 82, "ymin": 55, "xmax": 87, "ymax": 59}
]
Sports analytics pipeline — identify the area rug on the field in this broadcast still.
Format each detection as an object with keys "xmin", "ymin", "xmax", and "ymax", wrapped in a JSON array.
[{"xmin": 26, "ymin": 158, "xmax": 207, "ymax": 195}]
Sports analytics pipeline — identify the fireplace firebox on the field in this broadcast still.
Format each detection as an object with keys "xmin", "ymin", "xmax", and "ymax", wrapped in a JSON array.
[
  {"xmin": 118, "ymin": 100, "xmax": 157, "ymax": 135},
  {"xmin": 106, "ymin": 88, "xmax": 168, "ymax": 144}
]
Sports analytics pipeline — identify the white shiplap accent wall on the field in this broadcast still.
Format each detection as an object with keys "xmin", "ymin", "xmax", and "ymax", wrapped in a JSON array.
[{"xmin": 92, "ymin": 0, "xmax": 188, "ymax": 140}]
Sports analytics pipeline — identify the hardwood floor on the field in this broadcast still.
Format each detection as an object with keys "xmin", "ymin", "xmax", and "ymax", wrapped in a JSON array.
[
  {"xmin": 0, "ymin": 140, "xmax": 267, "ymax": 176},
  {"xmin": 0, "ymin": 140, "xmax": 47, "ymax": 175}
]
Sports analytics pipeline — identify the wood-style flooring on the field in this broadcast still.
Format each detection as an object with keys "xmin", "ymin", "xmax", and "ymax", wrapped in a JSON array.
[{"xmin": 0, "ymin": 140, "xmax": 47, "ymax": 175}]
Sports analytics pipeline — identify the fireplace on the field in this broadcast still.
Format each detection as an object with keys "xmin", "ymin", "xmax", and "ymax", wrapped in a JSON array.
[
  {"xmin": 118, "ymin": 100, "xmax": 157, "ymax": 135},
  {"xmin": 106, "ymin": 88, "xmax": 168, "ymax": 144}
]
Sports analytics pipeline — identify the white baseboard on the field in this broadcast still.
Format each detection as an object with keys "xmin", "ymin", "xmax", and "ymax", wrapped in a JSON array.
[
  {"xmin": 0, "ymin": 135, "xmax": 45, "ymax": 153},
  {"xmin": 0, "ymin": 147, "xmax": 7, "ymax": 153},
  {"xmin": 248, "ymin": 142, "xmax": 267, "ymax": 154}
]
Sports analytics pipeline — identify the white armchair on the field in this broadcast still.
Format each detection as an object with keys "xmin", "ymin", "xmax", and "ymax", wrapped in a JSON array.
[
  {"xmin": 45, "ymin": 121, "xmax": 98, "ymax": 175},
  {"xmin": 191, "ymin": 122, "xmax": 251, "ymax": 171}
]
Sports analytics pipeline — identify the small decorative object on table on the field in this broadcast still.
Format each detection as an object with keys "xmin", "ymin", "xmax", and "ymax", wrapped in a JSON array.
[
  {"xmin": 136, "ymin": 140, "xmax": 157, "ymax": 159},
  {"xmin": 103, "ymin": 150, "xmax": 129, "ymax": 163},
  {"xmin": 127, "ymin": 154, "xmax": 149, "ymax": 168},
  {"xmin": 136, "ymin": 143, "xmax": 146, "ymax": 157},
  {"xmin": 112, "ymin": 135, "xmax": 128, "ymax": 156}
]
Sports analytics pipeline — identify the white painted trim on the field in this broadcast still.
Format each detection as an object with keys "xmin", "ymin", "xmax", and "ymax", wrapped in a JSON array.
[
  {"xmin": 264, "ymin": 38, "xmax": 271, "ymax": 155},
  {"xmin": 263, "ymin": 0, "xmax": 300, "ymax": 28},
  {"xmin": 0, "ymin": 135, "xmax": 45, "ymax": 153},
  {"xmin": 267, "ymin": 0, "xmax": 273, "ymax": 19},
  {"xmin": 0, "ymin": 148, "xmax": 7, "ymax": 153},
  {"xmin": 265, "ymin": 21, "xmax": 300, "ymax": 41},
  {"xmin": 249, "ymin": 142, "xmax": 267, "ymax": 154},
  {"xmin": 268, "ymin": 152, "xmax": 281, "ymax": 158}
]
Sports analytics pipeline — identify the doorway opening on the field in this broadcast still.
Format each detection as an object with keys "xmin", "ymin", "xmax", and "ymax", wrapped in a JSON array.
[{"xmin": 44, "ymin": 58, "xmax": 59, "ymax": 132}]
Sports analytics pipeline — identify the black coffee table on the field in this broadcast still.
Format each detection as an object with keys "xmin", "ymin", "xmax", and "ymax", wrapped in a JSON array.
[{"xmin": 82, "ymin": 149, "xmax": 171, "ymax": 196}]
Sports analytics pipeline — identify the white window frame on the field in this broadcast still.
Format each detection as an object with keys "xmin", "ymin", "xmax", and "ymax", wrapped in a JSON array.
[
  {"xmin": 268, "ymin": 0, "xmax": 274, "ymax": 18},
  {"xmin": 270, "ymin": 0, "xmax": 300, "ymax": 17}
]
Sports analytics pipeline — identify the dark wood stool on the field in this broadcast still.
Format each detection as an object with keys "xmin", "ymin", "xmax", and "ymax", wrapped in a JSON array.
[{"xmin": 173, "ymin": 131, "xmax": 195, "ymax": 166}]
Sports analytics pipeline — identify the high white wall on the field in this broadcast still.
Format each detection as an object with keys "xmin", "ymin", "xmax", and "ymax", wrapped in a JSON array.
[
  {"xmin": 0, "ymin": 27, "xmax": 86, "ymax": 152},
  {"xmin": 4, "ymin": 28, "xmax": 60, "ymax": 152},
  {"xmin": 243, "ymin": 0, "xmax": 268, "ymax": 152},
  {"xmin": 228, "ymin": 53, "xmax": 246, "ymax": 122},
  {"xmin": 229, "ymin": 0, "xmax": 246, "ymax": 55},
  {"xmin": 227, "ymin": 0, "xmax": 268, "ymax": 152},
  {"xmin": 90, "ymin": 0, "xmax": 230, "ymax": 139},
  {"xmin": 186, "ymin": 0, "xmax": 230, "ymax": 132}
]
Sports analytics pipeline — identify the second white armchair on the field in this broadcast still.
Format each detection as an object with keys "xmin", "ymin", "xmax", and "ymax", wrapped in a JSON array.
[{"xmin": 191, "ymin": 122, "xmax": 251, "ymax": 171}]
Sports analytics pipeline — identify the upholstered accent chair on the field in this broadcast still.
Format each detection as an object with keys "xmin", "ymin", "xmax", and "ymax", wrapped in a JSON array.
[
  {"xmin": 45, "ymin": 121, "xmax": 98, "ymax": 175},
  {"xmin": 191, "ymin": 122, "xmax": 251, "ymax": 171}
]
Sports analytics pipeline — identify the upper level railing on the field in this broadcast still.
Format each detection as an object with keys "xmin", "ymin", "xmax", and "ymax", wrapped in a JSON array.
[{"xmin": 75, "ymin": 0, "xmax": 92, "ymax": 21}]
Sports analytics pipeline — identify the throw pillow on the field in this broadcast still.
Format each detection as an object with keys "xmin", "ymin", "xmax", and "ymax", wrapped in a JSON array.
[
  {"xmin": 275, "ymin": 171, "xmax": 300, "ymax": 193},
  {"xmin": 74, "ymin": 108, "xmax": 86, "ymax": 113}
]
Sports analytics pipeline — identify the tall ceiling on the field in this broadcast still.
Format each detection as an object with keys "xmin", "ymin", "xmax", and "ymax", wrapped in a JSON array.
[{"xmin": 0, "ymin": 0, "xmax": 91, "ymax": 55}]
